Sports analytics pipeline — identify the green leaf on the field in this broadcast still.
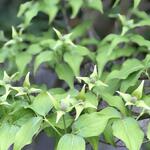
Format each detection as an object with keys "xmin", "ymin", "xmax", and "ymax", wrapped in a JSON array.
[
  {"xmin": 71, "ymin": 45, "xmax": 89, "ymax": 56},
  {"xmin": 0, "ymin": 50, "xmax": 7, "ymax": 63},
  {"xmin": 132, "ymin": 80, "xmax": 144, "ymax": 99},
  {"xmin": 113, "ymin": 0, "xmax": 120, "ymax": 8},
  {"xmin": 108, "ymin": 35, "xmax": 128, "ymax": 54},
  {"xmin": 103, "ymin": 120, "xmax": 115, "ymax": 146},
  {"xmin": 13, "ymin": 109, "xmax": 35, "ymax": 126},
  {"xmin": 85, "ymin": 92, "xmax": 98, "ymax": 111},
  {"xmin": 57, "ymin": 134, "xmax": 85, "ymax": 150},
  {"xmin": 40, "ymin": 1, "xmax": 59, "ymax": 23},
  {"xmin": 112, "ymin": 117, "xmax": 144, "ymax": 150},
  {"xmin": 100, "ymin": 34, "xmax": 129, "ymax": 54},
  {"xmin": 23, "ymin": 72, "xmax": 30, "ymax": 88},
  {"xmin": 0, "ymin": 123, "xmax": 19, "ymax": 150},
  {"xmin": 97, "ymin": 46, "xmax": 135, "ymax": 77},
  {"xmin": 135, "ymin": 100, "xmax": 150, "ymax": 110},
  {"xmin": 143, "ymin": 96, "xmax": 150, "ymax": 106},
  {"xmin": 71, "ymin": 21, "xmax": 92, "ymax": 40},
  {"xmin": 130, "ymin": 34, "xmax": 150, "ymax": 48},
  {"xmin": 133, "ymin": 0, "xmax": 141, "ymax": 9},
  {"xmin": 101, "ymin": 79, "xmax": 120, "ymax": 95},
  {"xmin": 34, "ymin": 51, "xmax": 54, "ymax": 73},
  {"xmin": 12, "ymin": 26, "xmax": 18, "ymax": 39},
  {"xmin": 28, "ymin": 92, "xmax": 53, "ymax": 116},
  {"xmin": 49, "ymin": 88, "xmax": 65, "ymax": 95},
  {"xmin": 98, "ymin": 107, "xmax": 121, "ymax": 118},
  {"xmin": 47, "ymin": 92, "xmax": 59, "ymax": 109},
  {"xmin": 24, "ymin": 3, "xmax": 39, "ymax": 27},
  {"xmin": 106, "ymin": 59, "xmax": 144, "ymax": 81},
  {"xmin": 134, "ymin": 19, "xmax": 150, "ymax": 27},
  {"xmin": 14, "ymin": 117, "xmax": 42, "ymax": 150},
  {"xmin": 96, "ymin": 45, "xmax": 109, "ymax": 77},
  {"xmin": 15, "ymin": 52, "xmax": 32, "ymax": 75},
  {"xmin": 87, "ymin": 0, "xmax": 103, "ymax": 13},
  {"xmin": 110, "ymin": 47, "xmax": 135, "ymax": 60},
  {"xmin": 72, "ymin": 107, "xmax": 121, "ymax": 137},
  {"xmin": 17, "ymin": 1, "xmax": 32, "ymax": 17},
  {"xmin": 55, "ymin": 63, "xmax": 74, "ymax": 88},
  {"xmin": 56, "ymin": 111, "xmax": 65, "ymax": 123},
  {"xmin": 117, "ymin": 91, "xmax": 132, "ymax": 103},
  {"xmin": 74, "ymin": 104, "xmax": 84, "ymax": 120},
  {"xmin": 87, "ymin": 136, "xmax": 99, "ymax": 150},
  {"xmin": 47, "ymin": 113, "xmax": 73, "ymax": 129},
  {"xmin": 143, "ymin": 54, "xmax": 150, "ymax": 69},
  {"xmin": 69, "ymin": 0, "xmax": 83, "ymax": 18},
  {"xmin": 53, "ymin": 28, "xmax": 62, "ymax": 39},
  {"xmin": 101, "ymin": 93, "xmax": 127, "ymax": 115},
  {"xmin": 0, "ymin": 90, "xmax": 11, "ymax": 106},
  {"xmin": 120, "ymin": 71, "xmax": 142, "ymax": 92},
  {"xmin": 0, "ymin": 30, "xmax": 7, "ymax": 42},
  {"xmin": 64, "ymin": 52, "xmax": 83, "ymax": 76},
  {"xmin": 27, "ymin": 44, "xmax": 42, "ymax": 55}
]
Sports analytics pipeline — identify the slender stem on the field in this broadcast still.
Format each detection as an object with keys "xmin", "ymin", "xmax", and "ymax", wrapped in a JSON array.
[
  {"xmin": 26, "ymin": 93, "xmax": 32, "ymax": 104},
  {"xmin": 136, "ymin": 109, "xmax": 144, "ymax": 121},
  {"xmin": 63, "ymin": 115, "xmax": 67, "ymax": 133},
  {"xmin": 99, "ymin": 140, "xmax": 125, "ymax": 148},
  {"xmin": 44, "ymin": 118, "xmax": 62, "ymax": 136}
]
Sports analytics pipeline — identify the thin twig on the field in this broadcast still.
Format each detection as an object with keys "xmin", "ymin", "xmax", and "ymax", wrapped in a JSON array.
[
  {"xmin": 99, "ymin": 140, "xmax": 126, "ymax": 148},
  {"xmin": 26, "ymin": 93, "xmax": 32, "ymax": 104},
  {"xmin": 44, "ymin": 118, "xmax": 62, "ymax": 136},
  {"xmin": 63, "ymin": 115, "xmax": 67, "ymax": 133}
]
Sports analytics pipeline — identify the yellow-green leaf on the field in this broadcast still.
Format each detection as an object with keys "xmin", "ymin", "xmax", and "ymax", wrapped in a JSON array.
[
  {"xmin": 28, "ymin": 92, "xmax": 53, "ymax": 116},
  {"xmin": 0, "ymin": 123, "xmax": 19, "ymax": 150},
  {"xmin": 64, "ymin": 52, "xmax": 83, "ymax": 76},
  {"xmin": 14, "ymin": 117, "xmax": 42, "ymax": 150},
  {"xmin": 55, "ymin": 63, "xmax": 74, "ymax": 88},
  {"xmin": 72, "ymin": 107, "xmax": 121, "ymax": 137},
  {"xmin": 112, "ymin": 117, "xmax": 144, "ymax": 150},
  {"xmin": 57, "ymin": 134, "xmax": 85, "ymax": 150},
  {"xmin": 69, "ymin": 0, "xmax": 83, "ymax": 18}
]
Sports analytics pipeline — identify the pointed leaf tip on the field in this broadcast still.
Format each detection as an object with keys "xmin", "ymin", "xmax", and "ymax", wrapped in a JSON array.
[{"xmin": 132, "ymin": 80, "xmax": 144, "ymax": 99}]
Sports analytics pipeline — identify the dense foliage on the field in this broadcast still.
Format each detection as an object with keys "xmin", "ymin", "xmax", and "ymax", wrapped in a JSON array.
[{"xmin": 0, "ymin": 0, "xmax": 150, "ymax": 150}]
